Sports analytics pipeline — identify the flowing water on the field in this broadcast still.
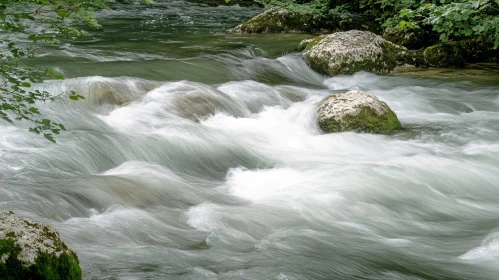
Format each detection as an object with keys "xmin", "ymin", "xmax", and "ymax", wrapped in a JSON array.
[{"xmin": 2, "ymin": 1, "xmax": 499, "ymax": 279}]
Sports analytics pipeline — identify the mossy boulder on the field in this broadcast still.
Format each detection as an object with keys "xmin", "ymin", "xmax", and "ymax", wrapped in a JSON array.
[
  {"xmin": 300, "ymin": 30, "xmax": 409, "ymax": 76},
  {"xmin": 423, "ymin": 42, "xmax": 465, "ymax": 68},
  {"xmin": 382, "ymin": 27, "xmax": 437, "ymax": 50},
  {"xmin": 231, "ymin": 8, "xmax": 378, "ymax": 33},
  {"xmin": 404, "ymin": 39, "xmax": 498, "ymax": 68},
  {"xmin": 317, "ymin": 91, "xmax": 402, "ymax": 134},
  {"xmin": 0, "ymin": 211, "xmax": 82, "ymax": 280},
  {"xmin": 458, "ymin": 38, "xmax": 499, "ymax": 63}
]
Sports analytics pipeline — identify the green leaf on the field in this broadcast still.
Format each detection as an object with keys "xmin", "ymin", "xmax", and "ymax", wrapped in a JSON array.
[
  {"xmin": 28, "ymin": 107, "xmax": 40, "ymax": 114},
  {"xmin": 44, "ymin": 133, "xmax": 56, "ymax": 143}
]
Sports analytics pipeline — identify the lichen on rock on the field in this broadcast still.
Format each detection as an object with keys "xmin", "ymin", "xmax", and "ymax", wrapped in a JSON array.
[
  {"xmin": 300, "ymin": 30, "xmax": 409, "ymax": 76},
  {"xmin": 317, "ymin": 90, "xmax": 402, "ymax": 134},
  {"xmin": 0, "ymin": 211, "xmax": 82, "ymax": 280}
]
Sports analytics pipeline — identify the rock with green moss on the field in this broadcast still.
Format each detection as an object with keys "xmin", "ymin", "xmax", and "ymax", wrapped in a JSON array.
[
  {"xmin": 458, "ymin": 38, "xmax": 499, "ymax": 63},
  {"xmin": 0, "ymin": 211, "xmax": 82, "ymax": 280},
  {"xmin": 231, "ymin": 8, "xmax": 378, "ymax": 34},
  {"xmin": 382, "ymin": 27, "xmax": 437, "ymax": 50},
  {"xmin": 404, "ymin": 40, "xmax": 496, "ymax": 68},
  {"xmin": 423, "ymin": 42, "xmax": 465, "ymax": 68},
  {"xmin": 317, "ymin": 91, "xmax": 402, "ymax": 134},
  {"xmin": 300, "ymin": 30, "xmax": 409, "ymax": 76}
]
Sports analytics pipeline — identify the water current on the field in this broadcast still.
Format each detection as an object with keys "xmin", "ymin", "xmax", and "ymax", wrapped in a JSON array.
[{"xmin": 2, "ymin": 1, "xmax": 499, "ymax": 279}]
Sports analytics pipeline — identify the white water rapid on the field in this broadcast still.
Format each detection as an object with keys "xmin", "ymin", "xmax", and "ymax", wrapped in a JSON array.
[{"xmin": 2, "ymin": 1, "xmax": 499, "ymax": 279}]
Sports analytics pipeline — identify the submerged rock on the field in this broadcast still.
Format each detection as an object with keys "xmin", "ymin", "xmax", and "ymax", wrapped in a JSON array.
[
  {"xmin": 317, "ymin": 91, "xmax": 402, "ymax": 134},
  {"xmin": 0, "ymin": 211, "xmax": 82, "ymax": 280},
  {"xmin": 231, "ymin": 8, "xmax": 377, "ymax": 33},
  {"xmin": 300, "ymin": 30, "xmax": 409, "ymax": 76}
]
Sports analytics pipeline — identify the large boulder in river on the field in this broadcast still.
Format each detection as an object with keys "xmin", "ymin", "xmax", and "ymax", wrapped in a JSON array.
[
  {"xmin": 300, "ymin": 30, "xmax": 409, "ymax": 76},
  {"xmin": 0, "ymin": 211, "xmax": 82, "ymax": 280},
  {"xmin": 317, "ymin": 91, "xmax": 402, "ymax": 134},
  {"xmin": 231, "ymin": 8, "xmax": 378, "ymax": 33}
]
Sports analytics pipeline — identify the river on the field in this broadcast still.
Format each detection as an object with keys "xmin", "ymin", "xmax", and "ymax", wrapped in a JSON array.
[{"xmin": 2, "ymin": 1, "xmax": 499, "ymax": 279}]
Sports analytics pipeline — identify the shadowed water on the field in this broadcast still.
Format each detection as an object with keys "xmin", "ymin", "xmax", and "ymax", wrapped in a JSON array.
[{"xmin": 2, "ymin": 1, "xmax": 499, "ymax": 279}]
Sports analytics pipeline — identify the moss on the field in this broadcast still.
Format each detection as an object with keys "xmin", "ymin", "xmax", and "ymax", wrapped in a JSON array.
[
  {"xmin": 319, "ymin": 106, "xmax": 402, "ymax": 134},
  {"xmin": 297, "ymin": 35, "xmax": 326, "ymax": 52},
  {"xmin": 318, "ymin": 117, "xmax": 343, "ymax": 133},
  {"xmin": 0, "ymin": 237, "xmax": 82, "ymax": 280},
  {"xmin": 343, "ymin": 106, "xmax": 402, "ymax": 134},
  {"xmin": 305, "ymin": 53, "xmax": 331, "ymax": 75},
  {"xmin": 0, "ymin": 238, "xmax": 23, "ymax": 279}
]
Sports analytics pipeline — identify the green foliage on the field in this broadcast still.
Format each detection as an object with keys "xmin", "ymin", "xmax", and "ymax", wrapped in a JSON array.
[
  {"xmin": 0, "ymin": 0, "xmax": 151, "ymax": 143},
  {"xmin": 393, "ymin": 0, "xmax": 499, "ymax": 48}
]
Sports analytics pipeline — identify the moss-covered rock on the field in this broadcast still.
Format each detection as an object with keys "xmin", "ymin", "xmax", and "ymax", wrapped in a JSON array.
[
  {"xmin": 423, "ymin": 42, "xmax": 465, "ymax": 68},
  {"xmin": 231, "ymin": 8, "xmax": 378, "ymax": 34},
  {"xmin": 402, "ymin": 39, "xmax": 497, "ymax": 68},
  {"xmin": 458, "ymin": 38, "xmax": 499, "ymax": 64},
  {"xmin": 300, "ymin": 30, "xmax": 409, "ymax": 76},
  {"xmin": 317, "ymin": 91, "xmax": 402, "ymax": 134},
  {"xmin": 382, "ymin": 27, "xmax": 437, "ymax": 50},
  {"xmin": 0, "ymin": 212, "xmax": 82, "ymax": 280}
]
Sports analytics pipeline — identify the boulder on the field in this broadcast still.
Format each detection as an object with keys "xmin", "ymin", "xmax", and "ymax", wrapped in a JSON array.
[
  {"xmin": 458, "ymin": 38, "xmax": 499, "ymax": 64},
  {"xmin": 382, "ymin": 27, "xmax": 437, "ymax": 50},
  {"xmin": 0, "ymin": 211, "xmax": 82, "ymax": 280},
  {"xmin": 423, "ymin": 42, "xmax": 465, "ymax": 68},
  {"xmin": 300, "ymin": 30, "xmax": 409, "ymax": 76},
  {"xmin": 317, "ymin": 91, "xmax": 402, "ymax": 134},
  {"xmin": 405, "ymin": 40, "xmax": 497, "ymax": 68},
  {"xmin": 231, "ymin": 8, "xmax": 378, "ymax": 33}
]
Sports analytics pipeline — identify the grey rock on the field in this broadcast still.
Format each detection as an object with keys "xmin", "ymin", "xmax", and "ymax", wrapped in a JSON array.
[{"xmin": 300, "ymin": 30, "xmax": 409, "ymax": 76}]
